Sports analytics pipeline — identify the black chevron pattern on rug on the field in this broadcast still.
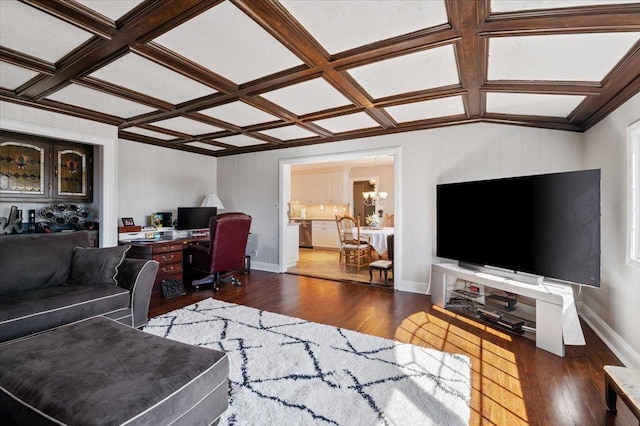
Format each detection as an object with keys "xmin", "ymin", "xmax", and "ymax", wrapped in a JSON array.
[{"xmin": 144, "ymin": 298, "xmax": 471, "ymax": 426}]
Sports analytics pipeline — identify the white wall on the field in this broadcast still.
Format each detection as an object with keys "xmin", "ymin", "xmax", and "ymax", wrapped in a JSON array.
[
  {"xmin": 0, "ymin": 102, "xmax": 119, "ymax": 246},
  {"xmin": 116, "ymin": 139, "xmax": 218, "ymax": 227},
  {"xmin": 217, "ymin": 122, "xmax": 583, "ymax": 290},
  {"xmin": 582, "ymin": 92, "xmax": 640, "ymax": 368}
]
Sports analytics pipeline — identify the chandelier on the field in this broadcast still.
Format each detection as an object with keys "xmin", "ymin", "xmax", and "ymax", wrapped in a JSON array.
[{"xmin": 363, "ymin": 179, "xmax": 387, "ymax": 207}]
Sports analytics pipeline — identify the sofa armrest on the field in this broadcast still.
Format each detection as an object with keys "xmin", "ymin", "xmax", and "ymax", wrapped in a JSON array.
[{"xmin": 116, "ymin": 259, "xmax": 159, "ymax": 328}]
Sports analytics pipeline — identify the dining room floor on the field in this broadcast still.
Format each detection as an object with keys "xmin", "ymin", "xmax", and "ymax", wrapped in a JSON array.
[{"xmin": 286, "ymin": 248, "xmax": 392, "ymax": 286}]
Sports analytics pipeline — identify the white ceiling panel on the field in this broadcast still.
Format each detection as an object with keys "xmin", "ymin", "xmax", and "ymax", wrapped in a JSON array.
[
  {"xmin": 260, "ymin": 78, "xmax": 352, "ymax": 116},
  {"xmin": 258, "ymin": 125, "xmax": 318, "ymax": 140},
  {"xmin": 153, "ymin": 2, "xmax": 303, "ymax": 84},
  {"xmin": 199, "ymin": 101, "xmax": 280, "ymax": 126},
  {"xmin": 151, "ymin": 117, "xmax": 223, "ymax": 135},
  {"xmin": 0, "ymin": 61, "xmax": 39, "ymax": 90},
  {"xmin": 75, "ymin": 0, "xmax": 144, "ymax": 20},
  {"xmin": 312, "ymin": 112, "xmax": 380, "ymax": 133},
  {"xmin": 489, "ymin": 33, "xmax": 640, "ymax": 82},
  {"xmin": 491, "ymin": 0, "xmax": 640, "ymax": 13},
  {"xmin": 0, "ymin": 1, "xmax": 93, "ymax": 63},
  {"xmin": 279, "ymin": 0, "xmax": 448, "ymax": 54},
  {"xmin": 89, "ymin": 53, "xmax": 216, "ymax": 104},
  {"xmin": 486, "ymin": 92, "xmax": 587, "ymax": 117},
  {"xmin": 347, "ymin": 45, "xmax": 459, "ymax": 99},
  {"xmin": 214, "ymin": 134, "xmax": 268, "ymax": 147},
  {"xmin": 185, "ymin": 142, "xmax": 225, "ymax": 152},
  {"xmin": 123, "ymin": 127, "xmax": 176, "ymax": 141},
  {"xmin": 46, "ymin": 84, "xmax": 155, "ymax": 117},
  {"xmin": 385, "ymin": 96, "xmax": 466, "ymax": 123}
]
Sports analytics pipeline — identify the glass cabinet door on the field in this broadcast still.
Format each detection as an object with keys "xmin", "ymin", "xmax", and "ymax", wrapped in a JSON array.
[
  {"xmin": 0, "ymin": 141, "xmax": 47, "ymax": 197},
  {"xmin": 55, "ymin": 144, "xmax": 92, "ymax": 200}
]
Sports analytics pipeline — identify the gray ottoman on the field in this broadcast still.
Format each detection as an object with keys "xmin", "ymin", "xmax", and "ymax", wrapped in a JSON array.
[{"xmin": 0, "ymin": 317, "xmax": 228, "ymax": 425}]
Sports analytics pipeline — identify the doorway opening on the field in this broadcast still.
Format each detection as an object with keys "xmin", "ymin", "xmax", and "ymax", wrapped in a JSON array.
[
  {"xmin": 279, "ymin": 148, "xmax": 401, "ymax": 286},
  {"xmin": 353, "ymin": 180, "xmax": 375, "ymax": 224}
]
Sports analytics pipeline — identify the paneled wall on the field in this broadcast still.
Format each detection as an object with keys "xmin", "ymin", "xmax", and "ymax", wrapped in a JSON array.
[
  {"xmin": 217, "ymin": 122, "xmax": 583, "ymax": 290},
  {"xmin": 116, "ymin": 139, "xmax": 217, "ymax": 227},
  {"xmin": 583, "ymin": 92, "xmax": 640, "ymax": 367}
]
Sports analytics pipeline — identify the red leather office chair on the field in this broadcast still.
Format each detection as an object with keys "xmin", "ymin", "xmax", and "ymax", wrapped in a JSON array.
[{"xmin": 187, "ymin": 212, "xmax": 252, "ymax": 290}]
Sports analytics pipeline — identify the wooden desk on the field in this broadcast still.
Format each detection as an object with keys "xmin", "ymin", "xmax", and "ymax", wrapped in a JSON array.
[{"xmin": 125, "ymin": 237, "xmax": 207, "ymax": 299}]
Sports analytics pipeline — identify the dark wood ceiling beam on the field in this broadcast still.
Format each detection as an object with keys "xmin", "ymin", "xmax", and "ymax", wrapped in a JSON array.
[
  {"xmin": 482, "ymin": 7, "xmax": 640, "ymax": 36},
  {"xmin": 232, "ymin": 0, "xmax": 328, "ymax": 66},
  {"xmin": 118, "ymin": 131, "xmax": 219, "ymax": 156},
  {"xmin": 482, "ymin": 81, "xmax": 603, "ymax": 95},
  {"xmin": 234, "ymin": 0, "xmax": 397, "ymax": 129},
  {"xmin": 138, "ymin": 124, "xmax": 192, "ymax": 140},
  {"xmin": 18, "ymin": 0, "xmax": 210, "ymax": 100},
  {"xmin": 132, "ymin": 43, "xmax": 237, "ymax": 93},
  {"xmin": 23, "ymin": 0, "xmax": 116, "ymax": 39},
  {"xmin": 0, "ymin": 90, "xmax": 122, "ymax": 125},
  {"xmin": 78, "ymin": 77, "xmax": 173, "ymax": 111},
  {"xmin": 448, "ymin": 0, "xmax": 485, "ymax": 118},
  {"xmin": 482, "ymin": 114, "xmax": 582, "ymax": 132},
  {"xmin": 0, "ymin": 47, "xmax": 55, "ymax": 75},
  {"xmin": 571, "ymin": 46, "xmax": 640, "ymax": 129}
]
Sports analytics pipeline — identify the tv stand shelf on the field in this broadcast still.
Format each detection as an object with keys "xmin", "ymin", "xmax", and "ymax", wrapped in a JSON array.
[{"xmin": 431, "ymin": 263, "xmax": 585, "ymax": 357}]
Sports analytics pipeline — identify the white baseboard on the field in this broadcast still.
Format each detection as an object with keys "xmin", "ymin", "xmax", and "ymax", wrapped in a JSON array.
[
  {"xmin": 395, "ymin": 280, "xmax": 429, "ymax": 295},
  {"xmin": 578, "ymin": 302, "xmax": 640, "ymax": 369},
  {"xmin": 250, "ymin": 262, "xmax": 281, "ymax": 273}
]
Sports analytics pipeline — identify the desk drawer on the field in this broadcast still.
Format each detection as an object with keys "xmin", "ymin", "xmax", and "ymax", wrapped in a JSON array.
[
  {"xmin": 151, "ymin": 243, "xmax": 184, "ymax": 254},
  {"xmin": 157, "ymin": 262, "xmax": 182, "ymax": 277},
  {"xmin": 151, "ymin": 250, "xmax": 183, "ymax": 264}
]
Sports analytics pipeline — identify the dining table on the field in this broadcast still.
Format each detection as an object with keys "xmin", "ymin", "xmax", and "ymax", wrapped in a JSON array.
[{"xmin": 354, "ymin": 226, "xmax": 394, "ymax": 256}]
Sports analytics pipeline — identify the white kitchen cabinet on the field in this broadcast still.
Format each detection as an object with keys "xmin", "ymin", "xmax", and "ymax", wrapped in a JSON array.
[
  {"xmin": 293, "ymin": 171, "xmax": 345, "ymax": 204},
  {"xmin": 299, "ymin": 173, "xmax": 321, "ymax": 203},
  {"xmin": 291, "ymin": 174, "xmax": 301, "ymax": 202},
  {"xmin": 312, "ymin": 220, "xmax": 340, "ymax": 248},
  {"xmin": 321, "ymin": 171, "xmax": 345, "ymax": 204}
]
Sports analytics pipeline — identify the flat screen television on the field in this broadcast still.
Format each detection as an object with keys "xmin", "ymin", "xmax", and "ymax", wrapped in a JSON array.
[
  {"xmin": 436, "ymin": 169, "xmax": 601, "ymax": 287},
  {"xmin": 176, "ymin": 207, "xmax": 217, "ymax": 230}
]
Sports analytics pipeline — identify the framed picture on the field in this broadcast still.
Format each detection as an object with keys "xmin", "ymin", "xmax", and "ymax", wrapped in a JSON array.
[{"xmin": 121, "ymin": 217, "xmax": 135, "ymax": 226}]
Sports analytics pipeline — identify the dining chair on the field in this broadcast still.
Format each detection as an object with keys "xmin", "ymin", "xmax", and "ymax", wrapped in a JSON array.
[
  {"xmin": 369, "ymin": 233, "xmax": 394, "ymax": 286},
  {"xmin": 186, "ymin": 212, "xmax": 252, "ymax": 290},
  {"xmin": 384, "ymin": 213, "xmax": 395, "ymax": 227},
  {"xmin": 335, "ymin": 215, "xmax": 371, "ymax": 271}
]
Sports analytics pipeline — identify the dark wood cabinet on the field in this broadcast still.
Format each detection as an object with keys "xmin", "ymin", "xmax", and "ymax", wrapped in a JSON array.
[
  {"xmin": 53, "ymin": 143, "xmax": 92, "ymax": 200},
  {"xmin": 126, "ymin": 241, "xmax": 185, "ymax": 299},
  {"xmin": 0, "ymin": 131, "xmax": 92, "ymax": 202}
]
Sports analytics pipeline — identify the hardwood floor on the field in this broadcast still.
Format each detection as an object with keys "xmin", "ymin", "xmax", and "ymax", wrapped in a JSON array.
[
  {"xmin": 150, "ymin": 271, "xmax": 636, "ymax": 426},
  {"xmin": 287, "ymin": 247, "xmax": 389, "ymax": 285}
]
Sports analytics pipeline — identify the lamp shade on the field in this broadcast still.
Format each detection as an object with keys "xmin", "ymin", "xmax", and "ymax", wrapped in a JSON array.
[{"xmin": 200, "ymin": 193, "xmax": 224, "ymax": 209}]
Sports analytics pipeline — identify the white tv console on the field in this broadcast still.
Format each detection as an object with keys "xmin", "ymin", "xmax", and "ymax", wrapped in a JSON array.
[{"xmin": 430, "ymin": 263, "xmax": 585, "ymax": 357}]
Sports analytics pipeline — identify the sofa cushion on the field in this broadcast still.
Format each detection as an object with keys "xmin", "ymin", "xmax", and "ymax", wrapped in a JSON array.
[
  {"xmin": 0, "ymin": 231, "xmax": 91, "ymax": 296},
  {"xmin": 0, "ymin": 285, "xmax": 130, "ymax": 343},
  {"xmin": 68, "ymin": 245, "xmax": 131, "ymax": 286}
]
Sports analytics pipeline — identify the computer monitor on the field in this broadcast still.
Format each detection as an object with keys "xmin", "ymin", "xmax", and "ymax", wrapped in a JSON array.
[{"xmin": 176, "ymin": 207, "xmax": 217, "ymax": 230}]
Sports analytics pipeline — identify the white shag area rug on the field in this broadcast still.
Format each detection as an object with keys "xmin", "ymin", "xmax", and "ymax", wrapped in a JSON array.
[{"xmin": 144, "ymin": 298, "xmax": 471, "ymax": 426}]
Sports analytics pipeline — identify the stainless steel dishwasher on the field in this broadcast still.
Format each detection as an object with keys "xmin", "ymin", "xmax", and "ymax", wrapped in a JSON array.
[{"xmin": 296, "ymin": 219, "xmax": 312, "ymax": 248}]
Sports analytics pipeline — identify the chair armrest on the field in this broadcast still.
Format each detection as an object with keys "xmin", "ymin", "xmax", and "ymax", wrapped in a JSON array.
[{"xmin": 116, "ymin": 258, "xmax": 159, "ymax": 328}]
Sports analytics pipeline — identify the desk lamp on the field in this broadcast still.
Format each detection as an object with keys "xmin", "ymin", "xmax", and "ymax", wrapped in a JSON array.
[{"xmin": 201, "ymin": 193, "xmax": 225, "ymax": 209}]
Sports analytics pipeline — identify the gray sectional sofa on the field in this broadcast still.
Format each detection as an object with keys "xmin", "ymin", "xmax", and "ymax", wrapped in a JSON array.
[{"xmin": 0, "ymin": 231, "xmax": 159, "ymax": 343}]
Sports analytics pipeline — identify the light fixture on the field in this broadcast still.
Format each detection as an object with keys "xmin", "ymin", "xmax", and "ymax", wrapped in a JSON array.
[
  {"xmin": 363, "ymin": 180, "xmax": 387, "ymax": 207},
  {"xmin": 200, "ymin": 193, "xmax": 225, "ymax": 209}
]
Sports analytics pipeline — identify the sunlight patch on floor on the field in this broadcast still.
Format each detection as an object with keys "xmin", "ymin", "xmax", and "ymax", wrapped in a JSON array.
[{"xmin": 394, "ymin": 309, "xmax": 529, "ymax": 425}]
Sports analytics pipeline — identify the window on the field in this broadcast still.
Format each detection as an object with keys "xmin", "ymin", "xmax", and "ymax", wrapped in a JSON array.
[{"xmin": 628, "ymin": 119, "xmax": 640, "ymax": 267}]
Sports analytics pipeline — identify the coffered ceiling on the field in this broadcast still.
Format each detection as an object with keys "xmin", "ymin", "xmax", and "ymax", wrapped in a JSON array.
[{"xmin": 1, "ymin": 0, "xmax": 639, "ymax": 157}]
